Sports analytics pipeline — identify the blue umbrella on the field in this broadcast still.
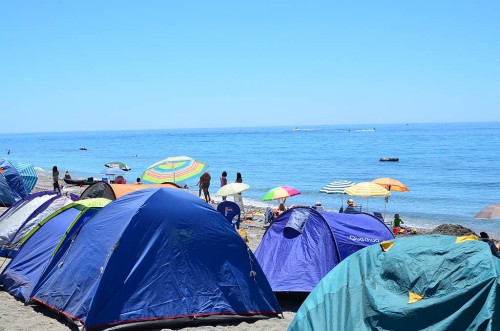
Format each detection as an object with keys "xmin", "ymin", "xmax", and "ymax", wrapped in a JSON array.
[
  {"xmin": 100, "ymin": 168, "xmax": 126, "ymax": 176},
  {"xmin": 100, "ymin": 168, "xmax": 126, "ymax": 180}
]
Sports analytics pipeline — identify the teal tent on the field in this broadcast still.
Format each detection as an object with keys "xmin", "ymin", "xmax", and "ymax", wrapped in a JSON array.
[{"xmin": 290, "ymin": 235, "xmax": 499, "ymax": 331}]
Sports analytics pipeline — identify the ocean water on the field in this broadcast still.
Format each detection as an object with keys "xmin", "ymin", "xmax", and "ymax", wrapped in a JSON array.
[{"xmin": 1, "ymin": 122, "xmax": 499, "ymax": 237}]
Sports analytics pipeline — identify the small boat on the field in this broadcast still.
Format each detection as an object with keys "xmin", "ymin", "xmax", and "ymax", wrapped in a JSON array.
[
  {"xmin": 380, "ymin": 157, "xmax": 399, "ymax": 162},
  {"xmin": 79, "ymin": 147, "xmax": 87, "ymax": 150},
  {"xmin": 64, "ymin": 178, "xmax": 98, "ymax": 186}
]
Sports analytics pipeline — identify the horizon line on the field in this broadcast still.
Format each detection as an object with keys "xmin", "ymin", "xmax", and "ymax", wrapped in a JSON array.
[{"xmin": 1, "ymin": 120, "xmax": 498, "ymax": 135}]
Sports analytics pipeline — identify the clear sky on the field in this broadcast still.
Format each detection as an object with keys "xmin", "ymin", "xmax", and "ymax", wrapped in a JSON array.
[{"xmin": 1, "ymin": 1, "xmax": 499, "ymax": 133}]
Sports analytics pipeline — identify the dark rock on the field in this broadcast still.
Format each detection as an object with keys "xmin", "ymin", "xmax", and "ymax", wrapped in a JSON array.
[{"xmin": 430, "ymin": 224, "xmax": 477, "ymax": 237}]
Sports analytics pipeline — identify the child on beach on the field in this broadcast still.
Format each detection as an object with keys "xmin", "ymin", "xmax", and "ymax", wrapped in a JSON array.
[{"xmin": 393, "ymin": 213, "xmax": 404, "ymax": 233}]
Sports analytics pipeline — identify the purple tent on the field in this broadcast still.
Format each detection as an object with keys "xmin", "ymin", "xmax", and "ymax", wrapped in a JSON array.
[{"xmin": 254, "ymin": 207, "xmax": 394, "ymax": 292}]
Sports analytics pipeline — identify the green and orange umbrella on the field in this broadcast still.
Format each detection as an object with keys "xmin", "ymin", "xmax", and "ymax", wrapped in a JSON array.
[{"xmin": 105, "ymin": 161, "xmax": 131, "ymax": 171}]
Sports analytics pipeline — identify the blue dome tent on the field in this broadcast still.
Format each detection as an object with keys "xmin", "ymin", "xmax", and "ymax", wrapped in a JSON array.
[
  {"xmin": 0, "ymin": 198, "xmax": 110, "ymax": 302},
  {"xmin": 0, "ymin": 191, "xmax": 73, "ymax": 257},
  {"xmin": 30, "ymin": 188, "xmax": 281, "ymax": 330},
  {"xmin": 254, "ymin": 207, "xmax": 394, "ymax": 292},
  {"xmin": 0, "ymin": 158, "xmax": 28, "ymax": 207}
]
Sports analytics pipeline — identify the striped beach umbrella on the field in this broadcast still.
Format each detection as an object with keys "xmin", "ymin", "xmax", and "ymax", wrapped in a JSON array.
[
  {"xmin": 13, "ymin": 162, "xmax": 38, "ymax": 193},
  {"xmin": 344, "ymin": 182, "xmax": 391, "ymax": 198},
  {"xmin": 319, "ymin": 180, "xmax": 355, "ymax": 194},
  {"xmin": 344, "ymin": 182, "xmax": 390, "ymax": 212},
  {"xmin": 141, "ymin": 156, "xmax": 208, "ymax": 184},
  {"xmin": 320, "ymin": 180, "xmax": 355, "ymax": 208}
]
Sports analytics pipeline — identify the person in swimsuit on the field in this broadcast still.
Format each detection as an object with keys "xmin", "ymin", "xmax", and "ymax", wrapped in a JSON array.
[{"xmin": 200, "ymin": 171, "xmax": 211, "ymax": 202}]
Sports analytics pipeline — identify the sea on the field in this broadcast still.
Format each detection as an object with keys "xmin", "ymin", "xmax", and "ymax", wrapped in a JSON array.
[{"xmin": 1, "ymin": 122, "xmax": 499, "ymax": 238}]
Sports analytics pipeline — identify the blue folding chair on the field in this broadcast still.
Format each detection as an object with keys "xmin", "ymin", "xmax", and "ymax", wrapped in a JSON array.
[{"xmin": 216, "ymin": 201, "xmax": 241, "ymax": 229}]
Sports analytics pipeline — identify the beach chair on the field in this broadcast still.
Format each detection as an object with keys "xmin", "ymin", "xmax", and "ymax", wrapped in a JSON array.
[
  {"xmin": 217, "ymin": 201, "xmax": 241, "ymax": 229},
  {"xmin": 373, "ymin": 212, "xmax": 393, "ymax": 227},
  {"xmin": 313, "ymin": 205, "xmax": 325, "ymax": 212},
  {"xmin": 343, "ymin": 205, "xmax": 362, "ymax": 214}
]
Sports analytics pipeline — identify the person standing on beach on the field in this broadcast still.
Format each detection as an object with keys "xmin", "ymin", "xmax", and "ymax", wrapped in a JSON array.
[
  {"xmin": 233, "ymin": 172, "xmax": 244, "ymax": 215},
  {"xmin": 52, "ymin": 166, "xmax": 61, "ymax": 192},
  {"xmin": 200, "ymin": 171, "xmax": 211, "ymax": 202},
  {"xmin": 220, "ymin": 171, "xmax": 228, "ymax": 201}
]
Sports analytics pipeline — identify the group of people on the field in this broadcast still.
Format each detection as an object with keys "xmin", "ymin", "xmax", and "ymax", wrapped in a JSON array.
[{"xmin": 197, "ymin": 171, "xmax": 243, "ymax": 203}]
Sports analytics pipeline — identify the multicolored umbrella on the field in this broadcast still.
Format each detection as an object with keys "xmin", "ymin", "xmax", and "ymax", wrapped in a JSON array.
[
  {"xmin": 104, "ymin": 161, "xmax": 131, "ymax": 171},
  {"xmin": 474, "ymin": 203, "xmax": 500, "ymax": 220},
  {"xmin": 215, "ymin": 183, "xmax": 250, "ymax": 197},
  {"xmin": 141, "ymin": 156, "xmax": 208, "ymax": 184},
  {"xmin": 262, "ymin": 186, "xmax": 301, "ymax": 201},
  {"xmin": 371, "ymin": 178, "xmax": 409, "ymax": 192}
]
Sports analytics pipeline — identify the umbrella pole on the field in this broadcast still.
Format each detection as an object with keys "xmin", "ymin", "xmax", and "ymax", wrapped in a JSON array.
[{"xmin": 384, "ymin": 199, "xmax": 387, "ymax": 221}]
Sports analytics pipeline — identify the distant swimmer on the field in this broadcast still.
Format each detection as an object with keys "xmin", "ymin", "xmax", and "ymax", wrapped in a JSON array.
[{"xmin": 6, "ymin": 149, "xmax": 10, "ymax": 155}]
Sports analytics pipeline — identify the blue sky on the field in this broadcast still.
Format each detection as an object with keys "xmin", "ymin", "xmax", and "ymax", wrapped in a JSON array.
[{"xmin": 1, "ymin": 1, "xmax": 499, "ymax": 133}]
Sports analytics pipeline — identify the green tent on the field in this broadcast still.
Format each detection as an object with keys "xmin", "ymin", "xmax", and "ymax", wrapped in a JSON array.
[{"xmin": 289, "ymin": 235, "xmax": 499, "ymax": 331}]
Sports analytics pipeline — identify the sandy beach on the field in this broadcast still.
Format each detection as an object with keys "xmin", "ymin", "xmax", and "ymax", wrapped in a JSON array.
[{"xmin": 0, "ymin": 173, "xmax": 496, "ymax": 331}]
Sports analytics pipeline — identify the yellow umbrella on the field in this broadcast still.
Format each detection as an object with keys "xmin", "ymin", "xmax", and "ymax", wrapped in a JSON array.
[
  {"xmin": 371, "ymin": 178, "xmax": 410, "ymax": 192},
  {"xmin": 344, "ymin": 182, "xmax": 391, "ymax": 198},
  {"xmin": 344, "ymin": 182, "xmax": 390, "ymax": 213}
]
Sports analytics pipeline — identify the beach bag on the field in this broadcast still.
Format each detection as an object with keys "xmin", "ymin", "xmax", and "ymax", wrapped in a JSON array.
[{"xmin": 237, "ymin": 228, "xmax": 248, "ymax": 242}]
